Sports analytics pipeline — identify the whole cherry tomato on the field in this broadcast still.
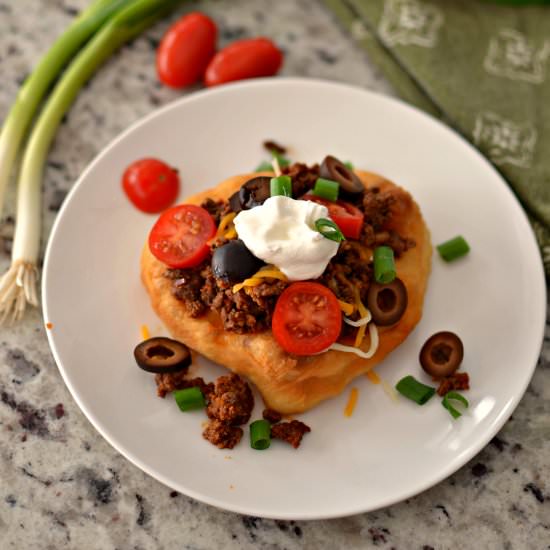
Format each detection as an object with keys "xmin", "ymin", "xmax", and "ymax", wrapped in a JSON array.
[
  {"xmin": 272, "ymin": 282, "xmax": 342, "ymax": 356},
  {"xmin": 157, "ymin": 12, "xmax": 217, "ymax": 88},
  {"xmin": 204, "ymin": 37, "xmax": 283, "ymax": 87},
  {"xmin": 148, "ymin": 204, "xmax": 216, "ymax": 268},
  {"xmin": 122, "ymin": 158, "xmax": 180, "ymax": 213}
]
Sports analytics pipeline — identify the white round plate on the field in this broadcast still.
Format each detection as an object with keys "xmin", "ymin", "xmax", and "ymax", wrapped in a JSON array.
[{"xmin": 43, "ymin": 78, "xmax": 546, "ymax": 520}]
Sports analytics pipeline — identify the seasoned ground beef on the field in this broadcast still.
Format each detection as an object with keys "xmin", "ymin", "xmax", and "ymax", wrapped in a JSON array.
[
  {"xmin": 206, "ymin": 373, "xmax": 254, "ymax": 425},
  {"xmin": 262, "ymin": 409, "xmax": 283, "ymax": 424},
  {"xmin": 271, "ymin": 420, "xmax": 311, "ymax": 449},
  {"xmin": 155, "ymin": 373, "xmax": 214, "ymax": 399},
  {"xmin": 281, "ymin": 162, "xmax": 319, "ymax": 197},
  {"xmin": 437, "ymin": 372, "xmax": 470, "ymax": 396},
  {"xmin": 202, "ymin": 420, "xmax": 243, "ymax": 449},
  {"xmin": 263, "ymin": 140, "xmax": 286, "ymax": 155},
  {"xmin": 200, "ymin": 197, "xmax": 230, "ymax": 225},
  {"xmin": 165, "ymin": 163, "xmax": 415, "ymax": 334}
]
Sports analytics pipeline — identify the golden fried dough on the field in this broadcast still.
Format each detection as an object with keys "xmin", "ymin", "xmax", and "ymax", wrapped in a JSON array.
[{"xmin": 141, "ymin": 171, "xmax": 432, "ymax": 414}]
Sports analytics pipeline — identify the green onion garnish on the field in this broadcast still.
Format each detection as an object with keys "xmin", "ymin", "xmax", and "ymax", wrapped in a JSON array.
[
  {"xmin": 442, "ymin": 391, "xmax": 469, "ymax": 419},
  {"xmin": 344, "ymin": 161, "xmax": 354, "ymax": 170},
  {"xmin": 373, "ymin": 246, "xmax": 396, "ymax": 284},
  {"xmin": 173, "ymin": 387, "xmax": 206, "ymax": 412},
  {"xmin": 250, "ymin": 419, "xmax": 271, "ymax": 450},
  {"xmin": 395, "ymin": 375, "xmax": 436, "ymax": 405},
  {"xmin": 270, "ymin": 175, "xmax": 292, "ymax": 197},
  {"xmin": 255, "ymin": 161, "xmax": 273, "ymax": 172},
  {"xmin": 436, "ymin": 236, "xmax": 470, "ymax": 262},
  {"xmin": 270, "ymin": 150, "xmax": 290, "ymax": 167},
  {"xmin": 313, "ymin": 177, "xmax": 339, "ymax": 202},
  {"xmin": 315, "ymin": 218, "xmax": 346, "ymax": 242}
]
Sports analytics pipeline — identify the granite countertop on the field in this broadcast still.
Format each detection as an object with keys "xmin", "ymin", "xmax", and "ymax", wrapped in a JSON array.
[{"xmin": 1, "ymin": 1, "xmax": 549, "ymax": 548}]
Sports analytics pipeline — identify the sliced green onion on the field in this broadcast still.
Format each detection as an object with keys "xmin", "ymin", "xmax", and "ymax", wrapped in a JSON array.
[
  {"xmin": 270, "ymin": 175, "xmax": 292, "ymax": 197},
  {"xmin": 255, "ymin": 161, "xmax": 274, "ymax": 172},
  {"xmin": 313, "ymin": 178, "xmax": 339, "ymax": 202},
  {"xmin": 270, "ymin": 150, "xmax": 290, "ymax": 167},
  {"xmin": 0, "ymin": 0, "xmax": 180, "ymax": 324},
  {"xmin": 395, "ymin": 375, "xmax": 436, "ymax": 405},
  {"xmin": 250, "ymin": 419, "xmax": 271, "ymax": 450},
  {"xmin": 174, "ymin": 387, "xmax": 206, "ymax": 412},
  {"xmin": 315, "ymin": 218, "xmax": 346, "ymax": 243},
  {"xmin": 437, "ymin": 236, "xmax": 470, "ymax": 262},
  {"xmin": 344, "ymin": 161, "xmax": 354, "ymax": 170},
  {"xmin": 373, "ymin": 246, "xmax": 396, "ymax": 284},
  {"xmin": 442, "ymin": 391, "xmax": 469, "ymax": 419}
]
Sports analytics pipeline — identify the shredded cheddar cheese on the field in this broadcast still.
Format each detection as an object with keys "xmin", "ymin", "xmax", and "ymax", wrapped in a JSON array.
[
  {"xmin": 338, "ymin": 299, "xmax": 355, "ymax": 316},
  {"xmin": 366, "ymin": 369, "xmax": 381, "ymax": 384},
  {"xmin": 141, "ymin": 324, "xmax": 150, "ymax": 340},
  {"xmin": 217, "ymin": 212, "xmax": 236, "ymax": 235},
  {"xmin": 353, "ymin": 289, "xmax": 369, "ymax": 347},
  {"xmin": 224, "ymin": 227, "xmax": 237, "ymax": 239},
  {"xmin": 344, "ymin": 387, "xmax": 359, "ymax": 417},
  {"xmin": 232, "ymin": 266, "xmax": 288, "ymax": 293}
]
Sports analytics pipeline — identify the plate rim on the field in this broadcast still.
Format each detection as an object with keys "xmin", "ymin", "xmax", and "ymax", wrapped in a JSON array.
[{"xmin": 42, "ymin": 77, "xmax": 547, "ymax": 520}]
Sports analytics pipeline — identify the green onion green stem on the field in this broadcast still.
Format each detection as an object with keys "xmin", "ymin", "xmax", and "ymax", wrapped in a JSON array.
[
  {"xmin": 0, "ymin": 0, "xmax": 181, "ymax": 323},
  {"xmin": 436, "ymin": 236, "xmax": 470, "ymax": 262},
  {"xmin": 255, "ymin": 161, "xmax": 274, "ymax": 172},
  {"xmin": 174, "ymin": 387, "xmax": 206, "ymax": 412},
  {"xmin": 0, "ymin": 0, "xmax": 136, "ymax": 220},
  {"xmin": 373, "ymin": 246, "xmax": 396, "ymax": 284},
  {"xmin": 395, "ymin": 375, "xmax": 436, "ymax": 405},
  {"xmin": 249, "ymin": 419, "xmax": 271, "ymax": 450},
  {"xmin": 315, "ymin": 218, "xmax": 345, "ymax": 243},
  {"xmin": 442, "ymin": 391, "xmax": 469, "ymax": 419},
  {"xmin": 270, "ymin": 175, "xmax": 292, "ymax": 197},
  {"xmin": 313, "ymin": 177, "xmax": 339, "ymax": 202}
]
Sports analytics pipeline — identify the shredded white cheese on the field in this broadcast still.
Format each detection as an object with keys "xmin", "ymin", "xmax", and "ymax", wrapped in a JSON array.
[
  {"xmin": 330, "ymin": 322, "xmax": 379, "ymax": 358},
  {"xmin": 344, "ymin": 309, "xmax": 372, "ymax": 327}
]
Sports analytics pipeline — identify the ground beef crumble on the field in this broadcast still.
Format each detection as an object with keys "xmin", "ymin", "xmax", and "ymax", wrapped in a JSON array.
[
  {"xmin": 262, "ymin": 409, "xmax": 283, "ymax": 424},
  {"xmin": 436, "ymin": 372, "xmax": 470, "ymax": 396},
  {"xmin": 206, "ymin": 373, "xmax": 254, "ymax": 425},
  {"xmin": 200, "ymin": 197, "xmax": 230, "ymax": 225},
  {"xmin": 202, "ymin": 420, "xmax": 243, "ymax": 449},
  {"xmin": 155, "ymin": 373, "xmax": 213, "ymax": 399},
  {"xmin": 271, "ymin": 420, "xmax": 311, "ymax": 449}
]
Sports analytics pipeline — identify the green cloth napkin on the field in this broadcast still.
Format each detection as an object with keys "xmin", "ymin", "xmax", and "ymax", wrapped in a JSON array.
[{"xmin": 323, "ymin": 0, "xmax": 550, "ymax": 275}]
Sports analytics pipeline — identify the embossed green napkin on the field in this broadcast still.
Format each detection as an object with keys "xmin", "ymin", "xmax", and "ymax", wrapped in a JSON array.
[{"xmin": 322, "ymin": 0, "xmax": 550, "ymax": 275}]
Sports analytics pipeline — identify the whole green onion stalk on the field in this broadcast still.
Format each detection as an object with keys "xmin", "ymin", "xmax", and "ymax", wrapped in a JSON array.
[
  {"xmin": 0, "ymin": 0, "xmax": 181, "ymax": 323},
  {"xmin": 0, "ymin": 0, "xmax": 135, "ymax": 220}
]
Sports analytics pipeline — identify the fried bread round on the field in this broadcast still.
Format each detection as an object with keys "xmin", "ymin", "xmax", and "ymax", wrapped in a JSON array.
[{"xmin": 141, "ymin": 170, "xmax": 432, "ymax": 414}]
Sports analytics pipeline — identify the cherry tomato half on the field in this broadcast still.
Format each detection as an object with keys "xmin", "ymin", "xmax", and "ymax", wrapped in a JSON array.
[
  {"xmin": 302, "ymin": 195, "xmax": 364, "ymax": 239},
  {"xmin": 122, "ymin": 158, "xmax": 180, "ymax": 214},
  {"xmin": 148, "ymin": 204, "xmax": 216, "ymax": 268},
  {"xmin": 204, "ymin": 37, "xmax": 283, "ymax": 87},
  {"xmin": 157, "ymin": 12, "xmax": 217, "ymax": 88},
  {"xmin": 272, "ymin": 282, "xmax": 342, "ymax": 356}
]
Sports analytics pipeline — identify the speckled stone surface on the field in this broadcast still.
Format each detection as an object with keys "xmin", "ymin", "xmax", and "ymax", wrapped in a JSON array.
[{"xmin": 0, "ymin": 1, "xmax": 549, "ymax": 549}]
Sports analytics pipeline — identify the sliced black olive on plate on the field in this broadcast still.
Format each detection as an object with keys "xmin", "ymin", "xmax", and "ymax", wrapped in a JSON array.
[
  {"xmin": 238, "ymin": 176, "xmax": 271, "ymax": 209},
  {"xmin": 419, "ymin": 331, "xmax": 464, "ymax": 378},
  {"xmin": 367, "ymin": 278, "xmax": 408, "ymax": 326},
  {"xmin": 319, "ymin": 155, "xmax": 363, "ymax": 195},
  {"xmin": 211, "ymin": 239, "xmax": 265, "ymax": 283},
  {"xmin": 134, "ymin": 337, "xmax": 191, "ymax": 374}
]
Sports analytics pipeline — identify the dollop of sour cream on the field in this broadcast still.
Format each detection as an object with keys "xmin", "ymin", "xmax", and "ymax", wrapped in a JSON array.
[{"xmin": 234, "ymin": 196, "xmax": 339, "ymax": 281}]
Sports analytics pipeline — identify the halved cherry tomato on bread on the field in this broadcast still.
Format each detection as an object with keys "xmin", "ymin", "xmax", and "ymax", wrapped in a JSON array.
[
  {"xmin": 157, "ymin": 12, "xmax": 217, "ymax": 88},
  {"xmin": 272, "ymin": 282, "xmax": 342, "ymax": 356},
  {"xmin": 148, "ymin": 205, "xmax": 216, "ymax": 268},
  {"xmin": 302, "ymin": 195, "xmax": 364, "ymax": 239},
  {"xmin": 204, "ymin": 37, "xmax": 283, "ymax": 87},
  {"xmin": 122, "ymin": 158, "xmax": 180, "ymax": 213}
]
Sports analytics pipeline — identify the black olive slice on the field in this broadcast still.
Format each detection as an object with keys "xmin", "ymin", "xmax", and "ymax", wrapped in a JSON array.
[
  {"xmin": 419, "ymin": 332, "xmax": 464, "ymax": 379},
  {"xmin": 134, "ymin": 337, "xmax": 191, "ymax": 374},
  {"xmin": 238, "ymin": 176, "xmax": 271, "ymax": 210},
  {"xmin": 211, "ymin": 239, "xmax": 265, "ymax": 283},
  {"xmin": 229, "ymin": 190, "xmax": 242, "ymax": 213},
  {"xmin": 319, "ymin": 155, "xmax": 364, "ymax": 195},
  {"xmin": 367, "ymin": 278, "xmax": 408, "ymax": 326}
]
